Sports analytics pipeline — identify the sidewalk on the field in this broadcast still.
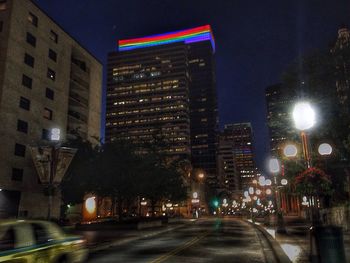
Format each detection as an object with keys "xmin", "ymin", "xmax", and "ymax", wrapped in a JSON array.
[
  {"xmin": 256, "ymin": 216, "xmax": 350, "ymax": 263},
  {"xmin": 65, "ymin": 219, "xmax": 194, "ymax": 253}
]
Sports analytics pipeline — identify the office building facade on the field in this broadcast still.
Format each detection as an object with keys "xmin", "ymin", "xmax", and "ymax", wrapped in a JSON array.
[
  {"xmin": 331, "ymin": 26, "xmax": 350, "ymax": 113},
  {"xmin": 217, "ymin": 134, "xmax": 240, "ymax": 197},
  {"xmin": 265, "ymin": 84, "xmax": 296, "ymax": 156},
  {"xmin": 0, "ymin": 0, "xmax": 102, "ymax": 218},
  {"xmin": 221, "ymin": 123, "xmax": 256, "ymax": 190},
  {"xmin": 106, "ymin": 25, "xmax": 218, "ymax": 187}
]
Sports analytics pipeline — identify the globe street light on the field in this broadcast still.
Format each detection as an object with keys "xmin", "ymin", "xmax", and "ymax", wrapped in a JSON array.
[
  {"xmin": 284, "ymin": 144, "xmax": 298, "ymax": 157},
  {"xmin": 258, "ymin": 176, "xmax": 266, "ymax": 186},
  {"xmin": 198, "ymin": 173, "xmax": 205, "ymax": 179},
  {"xmin": 293, "ymin": 102, "xmax": 316, "ymax": 131},
  {"xmin": 269, "ymin": 158, "xmax": 280, "ymax": 173},
  {"xmin": 318, "ymin": 143, "xmax": 332, "ymax": 156},
  {"xmin": 30, "ymin": 128, "xmax": 77, "ymax": 220}
]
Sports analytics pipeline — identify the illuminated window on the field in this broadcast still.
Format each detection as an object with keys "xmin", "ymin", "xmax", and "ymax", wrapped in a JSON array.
[
  {"xmin": 49, "ymin": 30, "xmax": 58, "ymax": 43},
  {"xmin": 43, "ymin": 108, "xmax": 53, "ymax": 120},
  {"xmin": 28, "ymin": 12, "xmax": 38, "ymax": 26},
  {"xmin": 47, "ymin": 68, "xmax": 55, "ymax": 81}
]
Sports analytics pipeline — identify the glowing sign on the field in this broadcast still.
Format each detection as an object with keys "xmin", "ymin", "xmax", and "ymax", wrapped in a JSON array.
[
  {"xmin": 51, "ymin": 128, "xmax": 61, "ymax": 141},
  {"xmin": 119, "ymin": 25, "xmax": 215, "ymax": 52}
]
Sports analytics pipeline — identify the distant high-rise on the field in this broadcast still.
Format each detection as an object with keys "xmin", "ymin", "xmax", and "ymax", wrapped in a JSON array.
[
  {"xmin": 106, "ymin": 25, "xmax": 218, "ymax": 187},
  {"xmin": 0, "ymin": 0, "xmax": 102, "ymax": 218},
  {"xmin": 331, "ymin": 26, "xmax": 350, "ymax": 112},
  {"xmin": 220, "ymin": 123, "xmax": 256, "ymax": 190},
  {"xmin": 265, "ymin": 84, "xmax": 295, "ymax": 156},
  {"xmin": 217, "ymin": 134, "xmax": 239, "ymax": 196}
]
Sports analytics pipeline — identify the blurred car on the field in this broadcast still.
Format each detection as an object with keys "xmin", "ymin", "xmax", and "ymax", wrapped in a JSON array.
[{"xmin": 0, "ymin": 220, "xmax": 87, "ymax": 263}]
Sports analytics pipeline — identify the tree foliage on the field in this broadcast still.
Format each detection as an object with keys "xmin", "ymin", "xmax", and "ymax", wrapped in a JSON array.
[{"xmin": 61, "ymin": 136, "xmax": 188, "ymax": 219}]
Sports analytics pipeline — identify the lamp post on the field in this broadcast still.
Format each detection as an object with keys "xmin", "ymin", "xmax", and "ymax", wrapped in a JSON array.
[
  {"xmin": 30, "ymin": 128, "xmax": 77, "ymax": 220},
  {"xmin": 292, "ymin": 102, "xmax": 347, "ymax": 262},
  {"xmin": 292, "ymin": 102, "xmax": 316, "ymax": 168},
  {"xmin": 292, "ymin": 101, "xmax": 318, "ymax": 222},
  {"xmin": 269, "ymin": 158, "xmax": 287, "ymax": 233}
]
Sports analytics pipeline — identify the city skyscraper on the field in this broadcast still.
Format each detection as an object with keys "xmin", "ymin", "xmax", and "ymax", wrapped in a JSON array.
[
  {"xmin": 217, "ymin": 134, "xmax": 239, "ymax": 197},
  {"xmin": 265, "ymin": 84, "xmax": 296, "ymax": 156},
  {"xmin": 331, "ymin": 25, "xmax": 350, "ymax": 113},
  {"xmin": 220, "ymin": 123, "xmax": 256, "ymax": 190},
  {"xmin": 106, "ymin": 25, "xmax": 218, "ymax": 187},
  {"xmin": 0, "ymin": 0, "xmax": 102, "ymax": 218}
]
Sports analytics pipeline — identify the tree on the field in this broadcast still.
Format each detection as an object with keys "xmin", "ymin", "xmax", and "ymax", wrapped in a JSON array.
[
  {"xmin": 139, "ymin": 151, "xmax": 187, "ymax": 216},
  {"xmin": 61, "ymin": 136, "xmax": 99, "ymax": 205},
  {"xmin": 96, "ymin": 140, "xmax": 143, "ymax": 220}
]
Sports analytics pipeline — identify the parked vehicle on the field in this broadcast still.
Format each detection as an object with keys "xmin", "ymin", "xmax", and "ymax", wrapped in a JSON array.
[{"xmin": 0, "ymin": 220, "xmax": 87, "ymax": 263}]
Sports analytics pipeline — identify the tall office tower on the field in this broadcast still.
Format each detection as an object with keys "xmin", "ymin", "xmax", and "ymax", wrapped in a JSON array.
[
  {"xmin": 0, "ymin": 0, "xmax": 102, "ymax": 218},
  {"xmin": 106, "ymin": 25, "xmax": 218, "ymax": 187},
  {"xmin": 265, "ymin": 84, "xmax": 296, "ymax": 156},
  {"xmin": 331, "ymin": 26, "xmax": 350, "ymax": 113},
  {"xmin": 221, "ymin": 123, "xmax": 256, "ymax": 190},
  {"xmin": 217, "ymin": 134, "xmax": 240, "ymax": 197}
]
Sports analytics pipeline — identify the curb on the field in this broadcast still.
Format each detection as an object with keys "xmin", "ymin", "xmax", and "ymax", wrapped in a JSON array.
[
  {"xmin": 246, "ymin": 220, "xmax": 291, "ymax": 263},
  {"xmin": 89, "ymin": 224, "xmax": 186, "ymax": 253}
]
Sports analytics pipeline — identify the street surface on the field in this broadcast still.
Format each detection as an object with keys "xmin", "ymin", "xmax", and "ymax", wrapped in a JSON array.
[{"xmin": 87, "ymin": 218, "xmax": 275, "ymax": 263}]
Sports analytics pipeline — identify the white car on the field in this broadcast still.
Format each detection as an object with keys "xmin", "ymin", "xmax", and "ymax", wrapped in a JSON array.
[{"xmin": 0, "ymin": 220, "xmax": 88, "ymax": 263}]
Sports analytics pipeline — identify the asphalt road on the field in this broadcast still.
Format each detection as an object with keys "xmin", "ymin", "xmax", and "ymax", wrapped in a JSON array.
[{"xmin": 87, "ymin": 217, "xmax": 275, "ymax": 263}]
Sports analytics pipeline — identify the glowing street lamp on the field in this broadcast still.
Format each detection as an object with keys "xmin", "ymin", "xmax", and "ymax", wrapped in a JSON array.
[
  {"xmin": 258, "ymin": 176, "xmax": 266, "ymax": 186},
  {"xmin": 318, "ymin": 143, "xmax": 332, "ymax": 156},
  {"xmin": 265, "ymin": 179, "xmax": 272, "ymax": 186},
  {"xmin": 269, "ymin": 158, "xmax": 280, "ymax": 174},
  {"xmin": 281, "ymin": 179, "xmax": 288, "ymax": 186},
  {"xmin": 293, "ymin": 102, "xmax": 316, "ymax": 131},
  {"xmin": 283, "ymin": 144, "xmax": 298, "ymax": 157},
  {"xmin": 198, "ymin": 173, "xmax": 204, "ymax": 179}
]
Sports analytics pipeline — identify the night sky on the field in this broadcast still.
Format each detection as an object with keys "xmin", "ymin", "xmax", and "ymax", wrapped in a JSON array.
[{"xmin": 35, "ymin": 0, "xmax": 350, "ymax": 172}]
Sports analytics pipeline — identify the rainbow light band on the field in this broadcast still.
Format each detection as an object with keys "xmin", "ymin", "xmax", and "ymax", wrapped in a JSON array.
[{"xmin": 118, "ymin": 25, "xmax": 215, "ymax": 52}]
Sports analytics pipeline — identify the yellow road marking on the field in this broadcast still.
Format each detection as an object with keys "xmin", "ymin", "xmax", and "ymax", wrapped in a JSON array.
[{"xmin": 150, "ymin": 231, "xmax": 210, "ymax": 263}]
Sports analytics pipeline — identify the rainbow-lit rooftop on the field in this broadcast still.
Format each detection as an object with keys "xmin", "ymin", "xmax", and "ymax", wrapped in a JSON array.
[{"xmin": 118, "ymin": 25, "xmax": 215, "ymax": 52}]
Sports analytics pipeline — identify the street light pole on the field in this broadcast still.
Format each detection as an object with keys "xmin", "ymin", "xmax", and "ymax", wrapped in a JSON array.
[
  {"xmin": 30, "ymin": 128, "xmax": 77, "ymax": 220},
  {"xmin": 269, "ymin": 158, "xmax": 287, "ymax": 233}
]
